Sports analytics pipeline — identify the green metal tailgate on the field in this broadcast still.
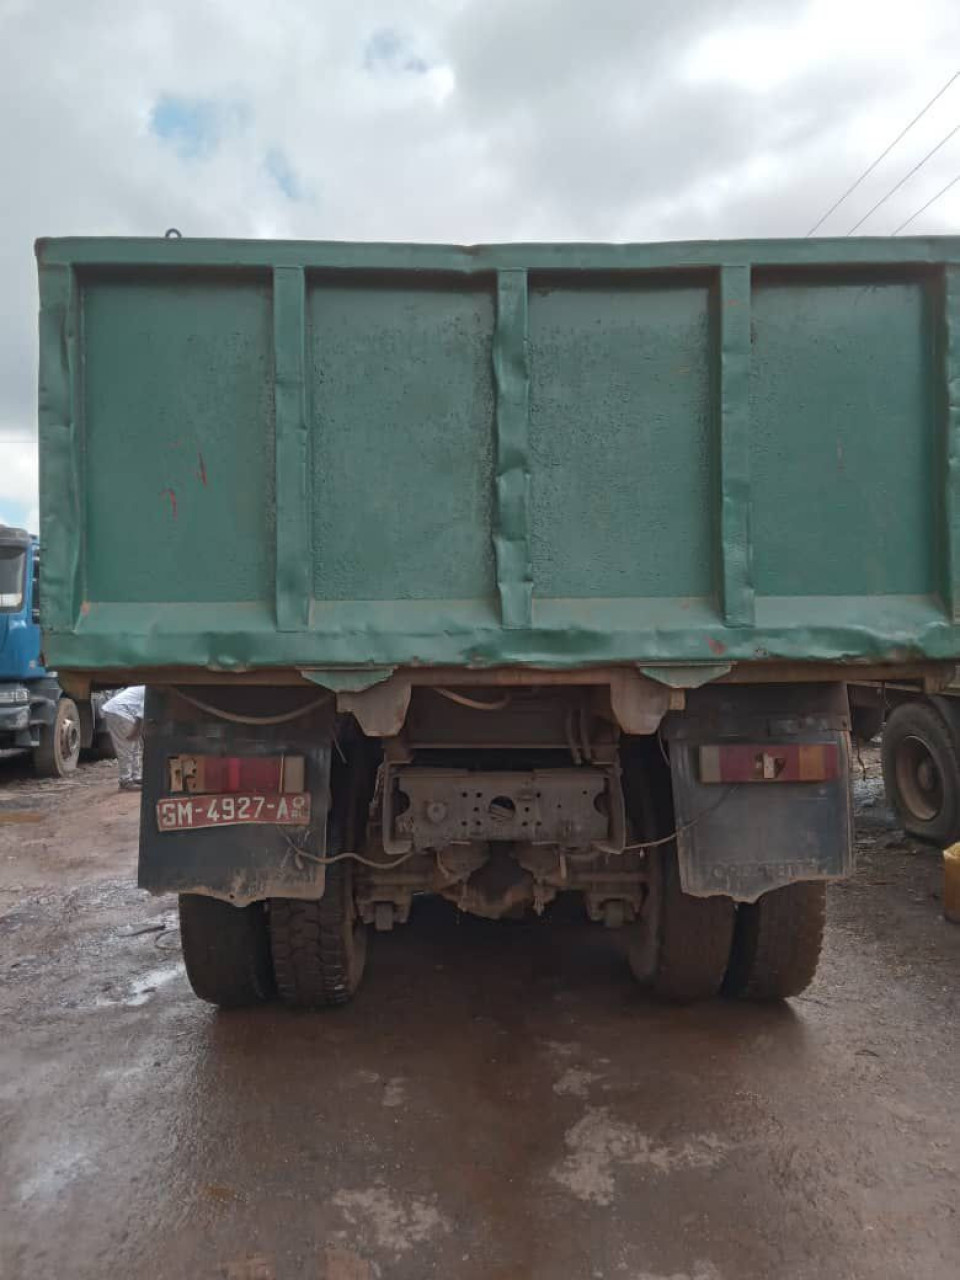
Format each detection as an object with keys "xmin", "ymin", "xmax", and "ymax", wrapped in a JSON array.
[{"xmin": 34, "ymin": 236, "xmax": 960, "ymax": 677}]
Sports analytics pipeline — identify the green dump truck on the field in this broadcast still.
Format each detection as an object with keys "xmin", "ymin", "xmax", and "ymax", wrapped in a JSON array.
[{"xmin": 35, "ymin": 235, "xmax": 960, "ymax": 1009}]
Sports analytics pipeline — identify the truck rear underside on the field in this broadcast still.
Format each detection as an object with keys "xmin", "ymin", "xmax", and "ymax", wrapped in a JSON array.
[{"xmin": 135, "ymin": 671, "xmax": 852, "ymax": 1008}]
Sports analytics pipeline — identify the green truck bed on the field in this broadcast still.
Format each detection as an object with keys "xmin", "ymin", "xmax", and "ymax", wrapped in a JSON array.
[{"xmin": 34, "ymin": 236, "xmax": 960, "ymax": 681}]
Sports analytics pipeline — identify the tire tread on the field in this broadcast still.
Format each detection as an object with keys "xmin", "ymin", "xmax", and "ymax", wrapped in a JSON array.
[
  {"xmin": 178, "ymin": 894, "xmax": 275, "ymax": 1008},
  {"xmin": 724, "ymin": 882, "xmax": 826, "ymax": 1000},
  {"xmin": 649, "ymin": 852, "xmax": 736, "ymax": 1004},
  {"xmin": 270, "ymin": 861, "xmax": 364, "ymax": 1008}
]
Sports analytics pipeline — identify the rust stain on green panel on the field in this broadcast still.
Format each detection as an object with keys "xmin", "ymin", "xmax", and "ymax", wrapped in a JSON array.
[{"xmin": 80, "ymin": 273, "xmax": 276, "ymax": 606}]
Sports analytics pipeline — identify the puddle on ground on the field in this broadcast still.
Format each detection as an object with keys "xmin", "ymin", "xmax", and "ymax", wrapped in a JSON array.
[{"xmin": 93, "ymin": 961, "xmax": 185, "ymax": 1009}]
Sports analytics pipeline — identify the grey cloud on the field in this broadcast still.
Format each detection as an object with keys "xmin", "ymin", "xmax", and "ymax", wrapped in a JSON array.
[{"xmin": 363, "ymin": 28, "xmax": 433, "ymax": 75}]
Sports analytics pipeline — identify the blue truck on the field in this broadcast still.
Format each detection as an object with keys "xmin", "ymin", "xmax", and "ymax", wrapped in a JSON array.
[{"xmin": 0, "ymin": 523, "xmax": 106, "ymax": 775}]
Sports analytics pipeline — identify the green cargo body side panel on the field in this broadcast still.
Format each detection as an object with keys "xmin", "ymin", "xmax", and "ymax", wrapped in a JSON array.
[
  {"xmin": 83, "ymin": 273, "xmax": 276, "ymax": 606},
  {"xmin": 34, "ymin": 237, "xmax": 960, "ymax": 675},
  {"xmin": 308, "ymin": 278, "xmax": 496, "ymax": 604}
]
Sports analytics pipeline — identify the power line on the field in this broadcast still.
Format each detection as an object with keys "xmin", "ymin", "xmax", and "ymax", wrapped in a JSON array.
[
  {"xmin": 0, "ymin": 439, "xmax": 37, "ymax": 445},
  {"xmin": 806, "ymin": 69, "xmax": 960, "ymax": 236},
  {"xmin": 893, "ymin": 170, "xmax": 960, "ymax": 234},
  {"xmin": 846, "ymin": 119, "xmax": 960, "ymax": 234}
]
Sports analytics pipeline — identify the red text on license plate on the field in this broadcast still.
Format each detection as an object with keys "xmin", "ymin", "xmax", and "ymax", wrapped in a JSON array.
[{"xmin": 156, "ymin": 792, "xmax": 310, "ymax": 831}]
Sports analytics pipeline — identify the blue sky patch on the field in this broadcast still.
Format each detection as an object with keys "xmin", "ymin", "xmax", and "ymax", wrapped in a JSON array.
[
  {"xmin": 264, "ymin": 148, "xmax": 303, "ymax": 201},
  {"xmin": 363, "ymin": 28, "xmax": 431, "ymax": 75},
  {"xmin": 150, "ymin": 95, "xmax": 248, "ymax": 159},
  {"xmin": 0, "ymin": 497, "xmax": 33, "ymax": 534}
]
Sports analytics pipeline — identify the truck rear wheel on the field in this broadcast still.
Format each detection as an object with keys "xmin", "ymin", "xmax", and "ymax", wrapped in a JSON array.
[
  {"xmin": 270, "ymin": 859, "xmax": 367, "ymax": 1008},
  {"xmin": 643, "ymin": 850, "xmax": 736, "ymax": 1004},
  {"xmin": 724, "ymin": 882, "xmax": 826, "ymax": 1000},
  {"xmin": 33, "ymin": 697, "xmax": 81, "ymax": 777},
  {"xmin": 178, "ymin": 894, "xmax": 275, "ymax": 1008},
  {"xmin": 881, "ymin": 700, "xmax": 960, "ymax": 845}
]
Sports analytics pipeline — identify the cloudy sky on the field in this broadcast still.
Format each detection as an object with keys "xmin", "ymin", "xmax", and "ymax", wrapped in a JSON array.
[{"xmin": 2, "ymin": 0, "xmax": 960, "ymax": 531}]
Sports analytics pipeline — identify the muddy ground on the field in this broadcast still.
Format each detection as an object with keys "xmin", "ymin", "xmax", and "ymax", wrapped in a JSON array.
[{"xmin": 1, "ymin": 750, "xmax": 959, "ymax": 1280}]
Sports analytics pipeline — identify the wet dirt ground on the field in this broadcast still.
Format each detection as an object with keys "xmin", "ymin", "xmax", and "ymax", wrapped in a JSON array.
[{"xmin": 1, "ymin": 751, "xmax": 959, "ymax": 1280}]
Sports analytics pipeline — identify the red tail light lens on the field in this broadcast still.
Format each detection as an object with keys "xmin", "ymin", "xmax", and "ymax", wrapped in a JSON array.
[
  {"xmin": 166, "ymin": 754, "xmax": 305, "ymax": 794},
  {"xmin": 699, "ymin": 743, "xmax": 839, "ymax": 784}
]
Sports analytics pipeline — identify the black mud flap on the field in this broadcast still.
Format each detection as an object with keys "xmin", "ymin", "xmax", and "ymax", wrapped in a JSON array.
[
  {"xmin": 138, "ymin": 686, "xmax": 335, "ymax": 906},
  {"xmin": 663, "ymin": 683, "xmax": 853, "ymax": 903}
]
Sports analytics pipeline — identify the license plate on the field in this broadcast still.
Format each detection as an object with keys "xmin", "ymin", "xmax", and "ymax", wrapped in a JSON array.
[{"xmin": 156, "ymin": 792, "xmax": 310, "ymax": 831}]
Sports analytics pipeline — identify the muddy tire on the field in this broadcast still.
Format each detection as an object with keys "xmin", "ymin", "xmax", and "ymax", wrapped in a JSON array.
[
  {"xmin": 33, "ymin": 697, "xmax": 81, "ymax": 778},
  {"xmin": 270, "ymin": 859, "xmax": 367, "ymax": 1008},
  {"xmin": 645, "ymin": 850, "xmax": 736, "ymax": 1004},
  {"xmin": 881, "ymin": 700, "xmax": 960, "ymax": 845},
  {"xmin": 178, "ymin": 894, "xmax": 275, "ymax": 1008},
  {"xmin": 724, "ymin": 882, "xmax": 826, "ymax": 1001}
]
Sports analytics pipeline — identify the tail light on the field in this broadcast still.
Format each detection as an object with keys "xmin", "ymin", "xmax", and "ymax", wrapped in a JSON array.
[
  {"xmin": 166, "ymin": 754, "xmax": 305, "ymax": 794},
  {"xmin": 698, "ymin": 743, "xmax": 840, "ymax": 784}
]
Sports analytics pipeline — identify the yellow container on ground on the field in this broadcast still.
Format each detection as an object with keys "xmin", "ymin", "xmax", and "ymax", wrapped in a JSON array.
[{"xmin": 943, "ymin": 844, "xmax": 960, "ymax": 924}]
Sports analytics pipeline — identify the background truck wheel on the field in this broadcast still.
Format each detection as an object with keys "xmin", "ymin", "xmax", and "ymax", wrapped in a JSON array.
[
  {"xmin": 724, "ymin": 882, "xmax": 826, "ymax": 1000},
  {"xmin": 89, "ymin": 730, "xmax": 116, "ymax": 760},
  {"xmin": 881, "ymin": 700, "xmax": 960, "ymax": 845},
  {"xmin": 641, "ymin": 850, "xmax": 736, "ymax": 1004},
  {"xmin": 178, "ymin": 894, "xmax": 275, "ymax": 1008},
  {"xmin": 33, "ymin": 696, "xmax": 81, "ymax": 777},
  {"xmin": 270, "ymin": 859, "xmax": 367, "ymax": 1008}
]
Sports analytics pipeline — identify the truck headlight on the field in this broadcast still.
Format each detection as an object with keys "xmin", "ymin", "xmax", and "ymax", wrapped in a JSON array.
[{"xmin": 0, "ymin": 687, "xmax": 29, "ymax": 705}]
